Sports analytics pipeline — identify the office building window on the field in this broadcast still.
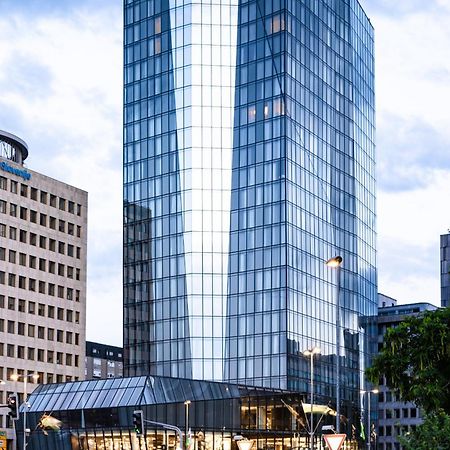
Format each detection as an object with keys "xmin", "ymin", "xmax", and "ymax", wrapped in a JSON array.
[
  {"xmin": 8, "ymin": 273, "xmax": 16, "ymax": 287},
  {"xmin": 10, "ymin": 203, "xmax": 17, "ymax": 217},
  {"xmin": 19, "ymin": 253, "xmax": 26, "ymax": 265},
  {"xmin": 18, "ymin": 322, "xmax": 25, "ymax": 335},
  {"xmin": 7, "ymin": 320, "xmax": 15, "ymax": 333},
  {"xmin": 47, "ymin": 328, "xmax": 54, "ymax": 341},
  {"xmin": 38, "ymin": 303, "xmax": 45, "ymax": 316},
  {"xmin": 20, "ymin": 206, "xmax": 27, "ymax": 220},
  {"xmin": 7, "ymin": 297, "xmax": 15, "ymax": 310},
  {"xmin": 18, "ymin": 299, "xmax": 25, "ymax": 312},
  {"xmin": 7, "ymin": 344, "xmax": 14, "ymax": 357}
]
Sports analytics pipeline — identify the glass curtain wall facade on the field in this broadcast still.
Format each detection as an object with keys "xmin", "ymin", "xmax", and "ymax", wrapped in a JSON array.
[
  {"xmin": 124, "ymin": 0, "xmax": 377, "ymax": 412},
  {"xmin": 124, "ymin": 0, "xmax": 239, "ymax": 380}
]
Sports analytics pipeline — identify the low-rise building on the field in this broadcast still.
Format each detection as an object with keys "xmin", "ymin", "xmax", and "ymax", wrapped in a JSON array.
[
  {"xmin": 376, "ymin": 295, "xmax": 437, "ymax": 450},
  {"xmin": 85, "ymin": 341, "xmax": 123, "ymax": 379}
]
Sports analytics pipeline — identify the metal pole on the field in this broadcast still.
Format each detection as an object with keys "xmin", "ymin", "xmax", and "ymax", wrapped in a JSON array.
[
  {"xmin": 145, "ymin": 419, "xmax": 183, "ymax": 450},
  {"xmin": 310, "ymin": 353, "xmax": 314, "ymax": 450},
  {"xmin": 367, "ymin": 391, "xmax": 370, "ymax": 450},
  {"xmin": 335, "ymin": 264, "xmax": 341, "ymax": 433},
  {"xmin": 23, "ymin": 376, "xmax": 27, "ymax": 450},
  {"xmin": 184, "ymin": 400, "xmax": 191, "ymax": 450}
]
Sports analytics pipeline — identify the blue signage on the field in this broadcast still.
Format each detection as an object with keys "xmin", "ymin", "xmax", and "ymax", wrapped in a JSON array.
[{"xmin": 0, "ymin": 161, "xmax": 31, "ymax": 180}]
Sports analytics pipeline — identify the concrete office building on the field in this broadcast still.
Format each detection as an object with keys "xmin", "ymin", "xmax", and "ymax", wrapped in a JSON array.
[
  {"xmin": 85, "ymin": 341, "xmax": 123, "ymax": 379},
  {"xmin": 376, "ymin": 295, "xmax": 437, "ymax": 450},
  {"xmin": 441, "ymin": 232, "xmax": 450, "ymax": 307},
  {"xmin": 123, "ymin": 0, "xmax": 377, "ymax": 427},
  {"xmin": 0, "ymin": 130, "xmax": 87, "ymax": 445}
]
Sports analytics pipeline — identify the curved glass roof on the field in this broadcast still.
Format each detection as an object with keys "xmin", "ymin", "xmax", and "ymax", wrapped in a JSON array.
[{"xmin": 26, "ymin": 375, "xmax": 287, "ymax": 413}]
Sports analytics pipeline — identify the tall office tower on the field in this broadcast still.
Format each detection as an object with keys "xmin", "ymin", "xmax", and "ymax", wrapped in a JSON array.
[
  {"xmin": 0, "ymin": 131, "xmax": 87, "ymax": 444},
  {"xmin": 123, "ymin": 0, "xmax": 377, "ymax": 410},
  {"xmin": 441, "ymin": 232, "xmax": 450, "ymax": 307}
]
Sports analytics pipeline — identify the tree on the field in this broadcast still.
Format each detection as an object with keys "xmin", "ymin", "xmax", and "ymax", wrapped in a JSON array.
[
  {"xmin": 366, "ymin": 307, "xmax": 450, "ymax": 414},
  {"xmin": 399, "ymin": 410, "xmax": 450, "ymax": 450}
]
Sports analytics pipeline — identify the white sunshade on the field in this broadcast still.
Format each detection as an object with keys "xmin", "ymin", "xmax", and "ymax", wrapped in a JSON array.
[{"xmin": 302, "ymin": 402, "xmax": 337, "ymax": 416}]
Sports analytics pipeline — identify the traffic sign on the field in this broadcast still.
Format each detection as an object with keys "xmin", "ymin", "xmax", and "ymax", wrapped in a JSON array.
[
  {"xmin": 323, "ymin": 434, "xmax": 346, "ymax": 450},
  {"xmin": 0, "ymin": 431, "xmax": 6, "ymax": 449}
]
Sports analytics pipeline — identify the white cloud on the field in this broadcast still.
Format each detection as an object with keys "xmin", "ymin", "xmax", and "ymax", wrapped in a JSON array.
[
  {"xmin": 0, "ymin": 3, "xmax": 124, "ymax": 345},
  {"xmin": 375, "ymin": 11, "xmax": 450, "ymax": 129},
  {"xmin": 377, "ymin": 171, "xmax": 449, "ymax": 305},
  {"xmin": 370, "ymin": 3, "xmax": 450, "ymax": 306}
]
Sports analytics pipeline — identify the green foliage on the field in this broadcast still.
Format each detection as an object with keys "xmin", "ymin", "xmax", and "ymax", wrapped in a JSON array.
[
  {"xmin": 366, "ymin": 307, "xmax": 450, "ymax": 413},
  {"xmin": 399, "ymin": 410, "xmax": 450, "ymax": 450}
]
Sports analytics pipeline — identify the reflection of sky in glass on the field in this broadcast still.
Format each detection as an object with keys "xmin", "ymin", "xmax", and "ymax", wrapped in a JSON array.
[
  {"xmin": 124, "ymin": 0, "xmax": 239, "ymax": 380},
  {"xmin": 168, "ymin": 0, "xmax": 239, "ymax": 379}
]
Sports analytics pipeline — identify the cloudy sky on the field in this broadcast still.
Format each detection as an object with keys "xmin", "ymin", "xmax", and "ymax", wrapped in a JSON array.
[{"xmin": 0, "ymin": 0, "xmax": 449, "ymax": 346}]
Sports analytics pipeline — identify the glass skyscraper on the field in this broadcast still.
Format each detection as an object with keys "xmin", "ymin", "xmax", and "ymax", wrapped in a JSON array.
[{"xmin": 123, "ymin": 0, "xmax": 376, "ymax": 414}]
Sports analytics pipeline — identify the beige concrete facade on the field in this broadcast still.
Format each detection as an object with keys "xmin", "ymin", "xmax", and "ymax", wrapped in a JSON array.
[{"xmin": 0, "ymin": 153, "xmax": 87, "ymax": 441}]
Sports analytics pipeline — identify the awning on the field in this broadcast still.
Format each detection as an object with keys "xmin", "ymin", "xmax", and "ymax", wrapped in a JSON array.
[{"xmin": 301, "ymin": 402, "xmax": 337, "ymax": 416}]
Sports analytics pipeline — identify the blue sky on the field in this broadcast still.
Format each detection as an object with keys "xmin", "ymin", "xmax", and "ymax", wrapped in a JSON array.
[{"xmin": 1, "ymin": 0, "xmax": 449, "ymax": 346}]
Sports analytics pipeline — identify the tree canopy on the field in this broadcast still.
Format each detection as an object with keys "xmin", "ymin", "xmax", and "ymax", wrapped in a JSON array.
[
  {"xmin": 399, "ymin": 410, "xmax": 450, "ymax": 450},
  {"xmin": 366, "ymin": 307, "xmax": 450, "ymax": 414}
]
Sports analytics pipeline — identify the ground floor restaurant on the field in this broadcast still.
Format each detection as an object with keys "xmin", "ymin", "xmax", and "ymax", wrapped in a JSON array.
[{"xmin": 18, "ymin": 375, "xmax": 361, "ymax": 450}]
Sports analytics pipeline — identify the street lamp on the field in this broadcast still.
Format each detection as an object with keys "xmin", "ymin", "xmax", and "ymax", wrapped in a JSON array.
[
  {"xmin": 303, "ymin": 347, "xmax": 321, "ymax": 450},
  {"xmin": 10, "ymin": 373, "xmax": 39, "ymax": 450},
  {"xmin": 361, "ymin": 389, "xmax": 379, "ymax": 450},
  {"xmin": 325, "ymin": 255, "xmax": 343, "ymax": 433},
  {"xmin": 184, "ymin": 400, "xmax": 191, "ymax": 450}
]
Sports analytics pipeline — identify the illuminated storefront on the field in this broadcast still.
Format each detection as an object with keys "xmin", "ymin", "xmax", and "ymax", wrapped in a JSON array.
[{"xmin": 18, "ymin": 375, "xmax": 362, "ymax": 449}]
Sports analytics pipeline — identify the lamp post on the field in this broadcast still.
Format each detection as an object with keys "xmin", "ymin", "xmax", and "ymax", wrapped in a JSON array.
[
  {"xmin": 361, "ymin": 389, "xmax": 379, "ymax": 450},
  {"xmin": 303, "ymin": 347, "xmax": 321, "ymax": 450},
  {"xmin": 10, "ymin": 373, "xmax": 39, "ymax": 450},
  {"xmin": 184, "ymin": 400, "xmax": 191, "ymax": 450},
  {"xmin": 325, "ymin": 255, "xmax": 343, "ymax": 433}
]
